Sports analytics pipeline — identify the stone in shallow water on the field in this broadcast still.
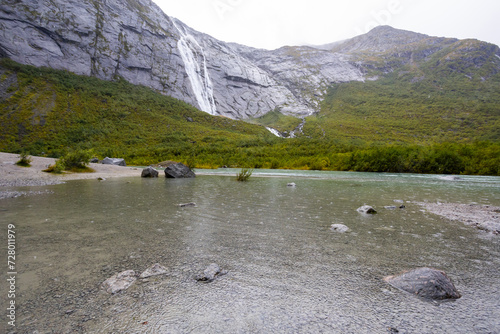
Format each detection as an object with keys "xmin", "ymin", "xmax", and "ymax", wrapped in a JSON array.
[
  {"xmin": 357, "ymin": 205, "xmax": 377, "ymax": 214},
  {"xmin": 141, "ymin": 166, "xmax": 159, "ymax": 178},
  {"xmin": 101, "ymin": 270, "xmax": 137, "ymax": 294},
  {"xmin": 140, "ymin": 263, "xmax": 168, "ymax": 279},
  {"xmin": 164, "ymin": 163, "xmax": 195, "ymax": 178},
  {"xmin": 330, "ymin": 224, "xmax": 350, "ymax": 233},
  {"xmin": 196, "ymin": 263, "xmax": 227, "ymax": 283},
  {"xmin": 384, "ymin": 267, "xmax": 461, "ymax": 300}
]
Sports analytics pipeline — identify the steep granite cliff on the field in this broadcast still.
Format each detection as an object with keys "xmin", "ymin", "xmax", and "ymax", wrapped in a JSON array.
[{"xmin": 1, "ymin": 1, "xmax": 499, "ymax": 121}]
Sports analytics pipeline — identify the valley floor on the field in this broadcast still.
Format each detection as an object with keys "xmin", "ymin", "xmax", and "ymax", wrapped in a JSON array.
[{"xmin": 1, "ymin": 152, "xmax": 498, "ymax": 235}]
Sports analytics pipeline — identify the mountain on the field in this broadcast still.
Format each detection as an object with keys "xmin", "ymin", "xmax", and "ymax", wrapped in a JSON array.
[
  {"xmin": 3, "ymin": 0, "xmax": 497, "ymax": 123},
  {"xmin": 1, "ymin": 0, "xmax": 499, "ymax": 145}
]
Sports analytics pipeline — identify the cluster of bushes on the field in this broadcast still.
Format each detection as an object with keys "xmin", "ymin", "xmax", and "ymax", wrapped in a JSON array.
[{"xmin": 44, "ymin": 150, "xmax": 94, "ymax": 173}]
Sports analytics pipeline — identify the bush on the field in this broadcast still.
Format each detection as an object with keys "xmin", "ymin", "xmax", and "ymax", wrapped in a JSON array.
[
  {"xmin": 60, "ymin": 150, "xmax": 93, "ymax": 172},
  {"xmin": 236, "ymin": 168, "xmax": 253, "ymax": 182},
  {"xmin": 16, "ymin": 153, "xmax": 32, "ymax": 167},
  {"xmin": 43, "ymin": 159, "xmax": 65, "ymax": 174}
]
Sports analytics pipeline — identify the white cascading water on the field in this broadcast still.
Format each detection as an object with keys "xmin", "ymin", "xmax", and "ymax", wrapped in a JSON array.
[{"xmin": 173, "ymin": 20, "xmax": 217, "ymax": 115}]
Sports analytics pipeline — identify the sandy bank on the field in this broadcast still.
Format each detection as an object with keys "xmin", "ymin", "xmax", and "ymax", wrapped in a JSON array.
[{"xmin": 0, "ymin": 152, "xmax": 140, "ymax": 196}]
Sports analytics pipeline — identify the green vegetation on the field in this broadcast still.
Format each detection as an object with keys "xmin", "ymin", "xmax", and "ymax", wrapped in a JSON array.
[
  {"xmin": 1, "ymin": 58, "xmax": 499, "ymax": 175},
  {"xmin": 15, "ymin": 152, "xmax": 32, "ymax": 167},
  {"xmin": 43, "ymin": 149, "xmax": 94, "ymax": 173},
  {"xmin": 247, "ymin": 109, "xmax": 302, "ymax": 136},
  {"xmin": 236, "ymin": 168, "xmax": 253, "ymax": 181}
]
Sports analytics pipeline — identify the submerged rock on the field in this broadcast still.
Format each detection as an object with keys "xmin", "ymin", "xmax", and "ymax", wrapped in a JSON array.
[
  {"xmin": 141, "ymin": 166, "xmax": 159, "ymax": 178},
  {"xmin": 139, "ymin": 263, "xmax": 168, "ymax": 279},
  {"xmin": 101, "ymin": 270, "xmax": 137, "ymax": 294},
  {"xmin": 384, "ymin": 267, "xmax": 461, "ymax": 300},
  {"xmin": 196, "ymin": 263, "xmax": 227, "ymax": 283},
  {"xmin": 164, "ymin": 163, "xmax": 196, "ymax": 178},
  {"xmin": 330, "ymin": 224, "xmax": 350, "ymax": 233},
  {"xmin": 357, "ymin": 205, "xmax": 377, "ymax": 214},
  {"xmin": 102, "ymin": 157, "xmax": 126, "ymax": 166},
  {"xmin": 178, "ymin": 202, "xmax": 196, "ymax": 208}
]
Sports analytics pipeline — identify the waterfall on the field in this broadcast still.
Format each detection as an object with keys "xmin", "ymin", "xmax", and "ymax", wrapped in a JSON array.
[{"xmin": 173, "ymin": 20, "xmax": 217, "ymax": 115}]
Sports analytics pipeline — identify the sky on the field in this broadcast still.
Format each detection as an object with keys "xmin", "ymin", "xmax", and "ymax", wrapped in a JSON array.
[{"xmin": 153, "ymin": 0, "xmax": 500, "ymax": 50}]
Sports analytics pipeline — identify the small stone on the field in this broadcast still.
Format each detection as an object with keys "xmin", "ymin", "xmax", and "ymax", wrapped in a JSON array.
[
  {"xmin": 178, "ymin": 202, "xmax": 196, "ymax": 207},
  {"xmin": 330, "ymin": 224, "xmax": 349, "ymax": 233},
  {"xmin": 139, "ymin": 263, "xmax": 168, "ymax": 279},
  {"xmin": 357, "ymin": 205, "xmax": 377, "ymax": 214},
  {"xmin": 196, "ymin": 263, "xmax": 227, "ymax": 283},
  {"xmin": 101, "ymin": 270, "xmax": 137, "ymax": 294},
  {"xmin": 287, "ymin": 183, "xmax": 296, "ymax": 187}
]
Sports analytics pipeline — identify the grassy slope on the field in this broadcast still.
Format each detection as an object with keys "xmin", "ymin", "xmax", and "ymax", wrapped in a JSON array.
[
  {"xmin": 0, "ymin": 59, "xmax": 275, "ymax": 167},
  {"xmin": 305, "ymin": 39, "xmax": 500, "ymax": 144},
  {"xmin": 1, "ymin": 58, "xmax": 499, "ymax": 175}
]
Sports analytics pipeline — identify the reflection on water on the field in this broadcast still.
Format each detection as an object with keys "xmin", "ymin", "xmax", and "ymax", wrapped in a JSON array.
[{"xmin": 1, "ymin": 171, "xmax": 499, "ymax": 333}]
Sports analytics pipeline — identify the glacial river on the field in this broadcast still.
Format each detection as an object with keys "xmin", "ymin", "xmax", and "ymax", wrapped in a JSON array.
[{"xmin": 1, "ymin": 170, "xmax": 499, "ymax": 333}]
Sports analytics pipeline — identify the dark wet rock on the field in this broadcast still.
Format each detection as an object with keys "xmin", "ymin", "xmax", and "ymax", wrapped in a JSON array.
[
  {"xmin": 90, "ymin": 158, "xmax": 99, "ymax": 163},
  {"xmin": 102, "ymin": 157, "xmax": 126, "ymax": 166},
  {"xmin": 139, "ymin": 263, "xmax": 168, "ymax": 279},
  {"xmin": 178, "ymin": 202, "xmax": 196, "ymax": 208},
  {"xmin": 357, "ymin": 205, "xmax": 377, "ymax": 214},
  {"xmin": 141, "ymin": 166, "xmax": 159, "ymax": 178},
  {"xmin": 196, "ymin": 263, "xmax": 227, "ymax": 283},
  {"xmin": 330, "ymin": 224, "xmax": 350, "ymax": 233},
  {"xmin": 384, "ymin": 267, "xmax": 461, "ymax": 300},
  {"xmin": 164, "ymin": 163, "xmax": 196, "ymax": 178},
  {"xmin": 101, "ymin": 270, "xmax": 137, "ymax": 294}
]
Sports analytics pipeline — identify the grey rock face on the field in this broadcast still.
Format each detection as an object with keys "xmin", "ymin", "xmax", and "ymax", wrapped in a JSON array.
[
  {"xmin": 164, "ymin": 163, "xmax": 195, "ymax": 178},
  {"xmin": 0, "ymin": 0, "xmax": 365, "ymax": 120},
  {"xmin": 102, "ymin": 157, "xmax": 126, "ymax": 166},
  {"xmin": 141, "ymin": 166, "xmax": 159, "ymax": 178},
  {"xmin": 384, "ymin": 267, "xmax": 461, "ymax": 300}
]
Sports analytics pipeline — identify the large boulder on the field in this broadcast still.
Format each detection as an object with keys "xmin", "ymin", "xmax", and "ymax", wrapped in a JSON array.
[
  {"xmin": 141, "ymin": 166, "xmax": 159, "ymax": 178},
  {"xmin": 101, "ymin": 270, "xmax": 137, "ymax": 294},
  {"xmin": 384, "ymin": 267, "xmax": 461, "ymax": 300},
  {"xmin": 164, "ymin": 163, "xmax": 196, "ymax": 178},
  {"xmin": 102, "ymin": 157, "xmax": 126, "ymax": 166}
]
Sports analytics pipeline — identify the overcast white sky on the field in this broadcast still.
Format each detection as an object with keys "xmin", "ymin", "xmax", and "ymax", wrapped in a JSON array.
[{"xmin": 153, "ymin": 0, "xmax": 500, "ymax": 50}]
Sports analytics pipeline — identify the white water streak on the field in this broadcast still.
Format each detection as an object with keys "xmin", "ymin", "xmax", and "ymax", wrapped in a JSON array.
[{"xmin": 173, "ymin": 21, "xmax": 217, "ymax": 115}]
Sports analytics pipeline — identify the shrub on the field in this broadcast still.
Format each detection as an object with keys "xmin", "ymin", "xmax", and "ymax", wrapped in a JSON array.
[
  {"xmin": 60, "ymin": 150, "xmax": 93, "ymax": 172},
  {"xmin": 43, "ymin": 159, "xmax": 65, "ymax": 174},
  {"xmin": 16, "ymin": 153, "xmax": 32, "ymax": 167},
  {"xmin": 236, "ymin": 168, "xmax": 253, "ymax": 182}
]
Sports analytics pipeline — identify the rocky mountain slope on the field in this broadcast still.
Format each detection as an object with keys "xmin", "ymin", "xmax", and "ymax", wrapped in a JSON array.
[{"xmin": 1, "ymin": 0, "xmax": 499, "ymax": 121}]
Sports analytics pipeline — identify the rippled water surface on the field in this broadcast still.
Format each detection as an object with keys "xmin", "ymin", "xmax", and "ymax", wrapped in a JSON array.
[{"xmin": 1, "ymin": 170, "xmax": 499, "ymax": 333}]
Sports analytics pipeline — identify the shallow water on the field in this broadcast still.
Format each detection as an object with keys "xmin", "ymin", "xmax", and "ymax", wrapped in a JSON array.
[{"xmin": 1, "ymin": 170, "xmax": 499, "ymax": 333}]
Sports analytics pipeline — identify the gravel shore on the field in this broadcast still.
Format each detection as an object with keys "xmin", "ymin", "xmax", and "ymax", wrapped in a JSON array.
[
  {"xmin": 0, "ymin": 152, "xmax": 140, "ymax": 198},
  {"xmin": 417, "ymin": 202, "xmax": 500, "ymax": 235}
]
